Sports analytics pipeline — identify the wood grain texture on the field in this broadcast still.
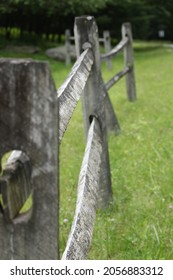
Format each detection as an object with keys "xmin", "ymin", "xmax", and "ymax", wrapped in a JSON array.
[
  {"xmin": 62, "ymin": 117, "xmax": 102, "ymax": 260},
  {"xmin": 65, "ymin": 29, "xmax": 71, "ymax": 65},
  {"xmin": 58, "ymin": 48, "xmax": 94, "ymax": 143},
  {"xmin": 74, "ymin": 16, "xmax": 113, "ymax": 207},
  {"xmin": 0, "ymin": 59, "xmax": 58, "ymax": 260}
]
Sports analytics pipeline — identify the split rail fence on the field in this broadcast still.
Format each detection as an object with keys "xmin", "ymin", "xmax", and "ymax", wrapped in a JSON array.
[
  {"xmin": 65, "ymin": 28, "xmax": 112, "ymax": 69},
  {"xmin": 0, "ymin": 16, "xmax": 136, "ymax": 260}
]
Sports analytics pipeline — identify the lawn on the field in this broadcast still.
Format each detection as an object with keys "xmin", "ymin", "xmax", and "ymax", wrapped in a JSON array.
[
  {"xmin": 89, "ymin": 42, "xmax": 173, "ymax": 259},
  {"xmin": 0, "ymin": 40, "xmax": 173, "ymax": 259},
  {"xmin": 59, "ymin": 42, "xmax": 173, "ymax": 259}
]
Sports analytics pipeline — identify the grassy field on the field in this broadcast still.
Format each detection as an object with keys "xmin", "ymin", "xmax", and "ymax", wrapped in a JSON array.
[
  {"xmin": 90, "ymin": 42, "xmax": 173, "ymax": 259},
  {"xmin": 0, "ymin": 40, "xmax": 173, "ymax": 259}
]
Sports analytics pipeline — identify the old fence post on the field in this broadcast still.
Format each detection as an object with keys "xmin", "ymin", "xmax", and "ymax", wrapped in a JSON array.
[
  {"xmin": 74, "ymin": 16, "xmax": 112, "ymax": 207},
  {"xmin": 103, "ymin": 30, "xmax": 112, "ymax": 70},
  {"xmin": 65, "ymin": 29, "xmax": 71, "ymax": 65},
  {"xmin": 122, "ymin": 23, "xmax": 136, "ymax": 101},
  {"xmin": 0, "ymin": 59, "xmax": 58, "ymax": 259}
]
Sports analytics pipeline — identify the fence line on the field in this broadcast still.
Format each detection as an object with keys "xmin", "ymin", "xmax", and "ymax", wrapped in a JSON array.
[
  {"xmin": 74, "ymin": 16, "xmax": 113, "ymax": 208},
  {"xmin": 60, "ymin": 16, "xmax": 137, "ymax": 259},
  {"xmin": 0, "ymin": 16, "xmax": 136, "ymax": 260}
]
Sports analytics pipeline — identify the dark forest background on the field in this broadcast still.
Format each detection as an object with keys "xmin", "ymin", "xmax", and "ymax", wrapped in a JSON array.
[{"xmin": 0, "ymin": 0, "xmax": 173, "ymax": 42}]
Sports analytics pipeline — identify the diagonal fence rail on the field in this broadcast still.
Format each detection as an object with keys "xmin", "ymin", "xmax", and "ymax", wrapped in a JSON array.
[{"xmin": 62, "ymin": 117, "xmax": 102, "ymax": 260}]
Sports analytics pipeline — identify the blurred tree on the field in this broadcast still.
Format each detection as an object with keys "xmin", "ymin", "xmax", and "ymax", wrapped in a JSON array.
[
  {"xmin": 97, "ymin": 0, "xmax": 173, "ymax": 40},
  {"xmin": 0, "ymin": 0, "xmax": 173, "ymax": 40},
  {"xmin": 0, "ymin": 0, "xmax": 110, "ymax": 40}
]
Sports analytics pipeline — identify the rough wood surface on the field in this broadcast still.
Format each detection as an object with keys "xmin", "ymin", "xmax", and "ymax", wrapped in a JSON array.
[
  {"xmin": 0, "ymin": 59, "xmax": 58, "ymax": 260},
  {"xmin": 58, "ymin": 48, "xmax": 94, "ymax": 143},
  {"xmin": 65, "ymin": 29, "xmax": 72, "ymax": 65},
  {"xmin": 101, "ymin": 37, "xmax": 128, "ymax": 61},
  {"xmin": 62, "ymin": 117, "xmax": 102, "ymax": 260},
  {"xmin": 104, "ymin": 91, "xmax": 121, "ymax": 134},
  {"xmin": 105, "ymin": 66, "xmax": 130, "ymax": 91},
  {"xmin": 0, "ymin": 150, "xmax": 32, "ymax": 221},
  {"xmin": 74, "ymin": 16, "xmax": 113, "ymax": 207}
]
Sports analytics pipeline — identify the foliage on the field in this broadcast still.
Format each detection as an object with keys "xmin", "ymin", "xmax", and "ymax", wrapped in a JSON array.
[
  {"xmin": 97, "ymin": 0, "xmax": 173, "ymax": 40},
  {"xmin": 0, "ymin": 0, "xmax": 110, "ymax": 41},
  {"xmin": 1, "ymin": 0, "xmax": 173, "ymax": 40}
]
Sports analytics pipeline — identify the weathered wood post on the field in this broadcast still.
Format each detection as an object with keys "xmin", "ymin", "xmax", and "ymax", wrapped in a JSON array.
[
  {"xmin": 74, "ymin": 16, "xmax": 112, "ymax": 207},
  {"xmin": 0, "ymin": 59, "xmax": 58, "ymax": 259},
  {"xmin": 65, "ymin": 29, "xmax": 71, "ymax": 65},
  {"xmin": 104, "ymin": 90, "xmax": 121, "ymax": 134},
  {"xmin": 103, "ymin": 30, "xmax": 112, "ymax": 70},
  {"xmin": 122, "ymin": 22, "xmax": 136, "ymax": 101}
]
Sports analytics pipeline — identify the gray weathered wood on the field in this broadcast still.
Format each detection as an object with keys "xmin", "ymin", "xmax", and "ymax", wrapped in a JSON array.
[
  {"xmin": 58, "ymin": 48, "xmax": 94, "ymax": 143},
  {"xmin": 105, "ymin": 66, "xmax": 130, "ymax": 91},
  {"xmin": 103, "ymin": 31, "xmax": 112, "ymax": 70},
  {"xmin": 0, "ymin": 150, "xmax": 32, "ymax": 221},
  {"xmin": 65, "ymin": 29, "xmax": 72, "ymax": 65},
  {"xmin": 74, "ymin": 16, "xmax": 113, "ymax": 207},
  {"xmin": 101, "ymin": 37, "xmax": 128, "ymax": 61},
  {"xmin": 62, "ymin": 117, "xmax": 102, "ymax": 260},
  {"xmin": 0, "ymin": 59, "xmax": 58, "ymax": 260},
  {"xmin": 104, "ymin": 91, "xmax": 121, "ymax": 134},
  {"xmin": 122, "ymin": 23, "xmax": 137, "ymax": 101}
]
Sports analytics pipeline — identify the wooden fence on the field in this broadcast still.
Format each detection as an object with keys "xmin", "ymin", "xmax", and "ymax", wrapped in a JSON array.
[
  {"xmin": 0, "ymin": 16, "xmax": 136, "ymax": 260},
  {"xmin": 0, "ymin": 59, "xmax": 58, "ymax": 259},
  {"xmin": 65, "ymin": 28, "xmax": 112, "ymax": 69},
  {"xmin": 60, "ymin": 16, "xmax": 136, "ymax": 259}
]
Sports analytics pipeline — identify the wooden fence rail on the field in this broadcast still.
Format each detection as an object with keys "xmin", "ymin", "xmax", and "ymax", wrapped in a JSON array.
[
  {"xmin": 65, "ymin": 28, "xmax": 112, "ymax": 69},
  {"xmin": 0, "ymin": 16, "xmax": 136, "ymax": 260},
  {"xmin": 101, "ymin": 37, "xmax": 128, "ymax": 61},
  {"xmin": 62, "ymin": 117, "xmax": 102, "ymax": 260},
  {"xmin": 58, "ymin": 48, "xmax": 94, "ymax": 142}
]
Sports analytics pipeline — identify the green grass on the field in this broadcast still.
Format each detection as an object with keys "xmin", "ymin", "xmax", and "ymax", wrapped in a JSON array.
[
  {"xmin": 89, "ymin": 43, "xmax": 173, "ymax": 259},
  {"xmin": 0, "ymin": 40, "xmax": 173, "ymax": 259},
  {"xmin": 59, "ymin": 43, "xmax": 173, "ymax": 259}
]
